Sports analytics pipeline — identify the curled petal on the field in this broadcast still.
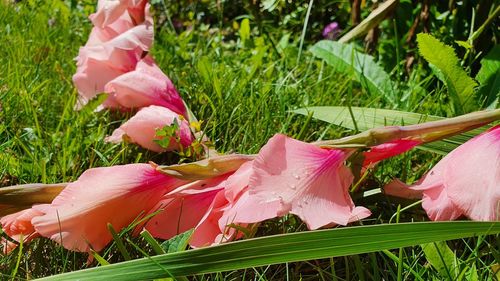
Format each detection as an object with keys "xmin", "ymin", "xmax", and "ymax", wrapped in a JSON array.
[
  {"xmin": 73, "ymin": 18, "xmax": 153, "ymax": 107},
  {"xmin": 363, "ymin": 139, "xmax": 420, "ymax": 167},
  {"xmin": 89, "ymin": 0, "xmax": 127, "ymax": 28},
  {"xmin": 90, "ymin": 0, "xmax": 148, "ymax": 28},
  {"xmin": 105, "ymin": 105, "xmax": 194, "ymax": 152},
  {"xmin": 31, "ymin": 164, "xmax": 187, "ymax": 252},
  {"xmin": 0, "ymin": 209, "xmax": 43, "ymax": 253},
  {"xmin": 86, "ymin": 13, "xmax": 135, "ymax": 46},
  {"xmin": 103, "ymin": 56, "xmax": 186, "ymax": 115}
]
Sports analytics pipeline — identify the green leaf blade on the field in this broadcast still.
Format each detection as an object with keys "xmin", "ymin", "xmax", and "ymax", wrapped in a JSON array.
[
  {"xmin": 310, "ymin": 40, "xmax": 397, "ymax": 105},
  {"xmin": 37, "ymin": 222, "xmax": 500, "ymax": 281},
  {"xmin": 476, "ymin": 46, "xmax": 500, "ymax": 109}
]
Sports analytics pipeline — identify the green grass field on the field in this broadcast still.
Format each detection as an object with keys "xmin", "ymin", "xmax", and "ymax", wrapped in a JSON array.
[{"xmin": 0, "ymin": 0, "xmax": 498, "ymax": 280}]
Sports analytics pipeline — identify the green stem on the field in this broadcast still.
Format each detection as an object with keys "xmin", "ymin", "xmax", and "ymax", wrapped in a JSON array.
[
  {"xmin": 468, "ymin": 5, "xmax": 500, "ymax": 44},
  {"xmin": 318, "ymin": 109, "xmax": 499, "ymax": 148}
]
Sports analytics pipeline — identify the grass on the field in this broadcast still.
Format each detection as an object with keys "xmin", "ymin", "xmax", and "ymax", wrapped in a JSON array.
[{"xmin": 0, "ymin": 0, "xmax": 498, "ymax": 280}]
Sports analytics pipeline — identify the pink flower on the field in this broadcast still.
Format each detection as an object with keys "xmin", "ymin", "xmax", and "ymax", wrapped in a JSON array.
[
  {"xmin": 73, "ymin": 9, "xmax": 153, "ymax": 108},
  {"xmin": 363, "ymin": 139, "xmax": 421, "ymax": 167},
  {"xmin": 225, "ymin": 134, "xmax": 371, "ymax": 230},
  {"xmin": 90, "ymin": 0, "xmax": 148, "ymax": 28},
  {"xmin": 103, "ymin": 56, "xmax": 187, "ymax": 115},
  {"xmin": 105, "ymin": 105, "xmax": 194, "ymax": 152},
  {"xmin": 322, "ymin": 22, "xmax": 342, "ymax": 40},
  {"xmin": 0, "ymin": 209, "xmax": 43, "ymax": 254},
  {"xmin": 384, "ymin": 126, "xmax": 500, "ymax": 221},
  {"xmin": 30, "ymin": 164, "xmax": 188, "ymax": 252}
]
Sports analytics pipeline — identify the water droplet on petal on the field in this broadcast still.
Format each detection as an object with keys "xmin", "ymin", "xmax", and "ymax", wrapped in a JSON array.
[
  {"xmin": 289, "ymin": 184, "xmax": 296, "ymax": 190},
  {"xmin": 293, "ymin": 174, "xmax": 301, "ymax": 180}
]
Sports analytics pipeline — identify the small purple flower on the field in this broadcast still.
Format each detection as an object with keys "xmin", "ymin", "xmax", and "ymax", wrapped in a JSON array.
[{"xmin": 322, "ymin": 22, "xmax": 341, "ymax": 40}]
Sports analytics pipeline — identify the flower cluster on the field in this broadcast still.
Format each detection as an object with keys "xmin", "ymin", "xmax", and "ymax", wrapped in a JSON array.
[
  {"xmin": 0, "ymin": 134, "xmax": 371, "ymax": 252},
  {"xmin": 1, "ymin": 1, "xmax": 498, "ymax": 257},
  {"xmin": 73, "ymin": 0, "xmax": 193, "ymax": 152}
]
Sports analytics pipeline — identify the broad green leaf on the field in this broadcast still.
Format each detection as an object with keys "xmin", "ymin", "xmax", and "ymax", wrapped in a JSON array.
[
  {"xmin": 160, "ymin": 229, "xmax": 194, "ymax": 254},
  {"xmin": 421, "ymin": 241, "xmax": 457, "ymax": 279},
  {"xmin": 416, "ymin": 33, "xmax": 478, "ymax": 114},
  {"xmin": 476, "ymin": 46, "xmax": 500, "ymax": 109},
  {"xmin": 292, "ymin": 106, "xmax": 491, "ymax": 154},
  {"xmin": 38, "ymin": 222, "xmax": 499, "ymax": 280},
  {"xmin": 310, "ymin": 40, "xmax": 397, "ymax": 105}
]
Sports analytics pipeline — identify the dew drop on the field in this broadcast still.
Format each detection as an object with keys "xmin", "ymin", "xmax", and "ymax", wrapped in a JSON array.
[
  {"xmin": 293, "ymin": 174, "xmax": 301, "ymax": 180},
  {"xmin": 289, "ymin": 184, "xmax": 296, "ymax": 190}
]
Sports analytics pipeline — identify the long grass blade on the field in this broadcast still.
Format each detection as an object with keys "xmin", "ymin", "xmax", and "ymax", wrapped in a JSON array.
[{"xmin": 37, "ymin": 222, "xmax": 499, "ymax": 280}]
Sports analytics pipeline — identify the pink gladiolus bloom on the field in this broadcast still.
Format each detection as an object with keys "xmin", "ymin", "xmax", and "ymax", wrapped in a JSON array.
[
  {"xmin": 73, "ymin": 9, "xmax": 153, "ymax": 108},
  {"xmin": 363, "ymin": 139, "xmax": 421, "ymax": 167},
  {"xmin": 30, "ymin": 164, "xmax": 188, "ymax": 252},
  {"xmin": 106, "ymin": 105, "xmax": 194, "ymax": 152},
  {"xmin": 384, "ymin": 126, "xmax": 500, "ymax": 221},
  {"xmin": 225, "ymin": 134, "xmax": 371, "ymax": 230},
  {"xmin": 0, "ymin": 209, "xmax": 43, "ymax": 254},
  {"xmin": 103, "ymin": 56, "xmax": 187, "ymax": 115},
  {"xmin": 90, "ymin": 0, "xmax": 148, "ymax": 28}
]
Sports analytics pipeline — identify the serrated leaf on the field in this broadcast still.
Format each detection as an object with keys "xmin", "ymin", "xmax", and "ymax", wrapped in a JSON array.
[
  {"xmin": 476, "ymin": 46, "xmax": 500, "ymax": 109},
  {"xmin": 421, "ymin": 241, "xmax": 457, "ymax": 279},
  {"xmin": 37, "ymin": 222, "xmax": 500, "ymax": 280},
  {"xmin": 416, "ymin": 33, "xmax": 478, "ymax": 114},
  {"xmin": 310, "ymin": 40, "xmax": 397, "ymax": 105},
  {"xmin": 160, "ymin": 229, "xmax": 194, "ymax": 254},
  {"xmin": 292, "ymin": 106, "xmax": 492, "ymax": 154}
]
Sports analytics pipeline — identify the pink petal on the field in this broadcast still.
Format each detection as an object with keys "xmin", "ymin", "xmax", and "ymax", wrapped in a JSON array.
[
  {"xmin": 103, "ymin": 56, "xmax": 186, "ymax": 115},
  {"xmin": 86, "ymin": 13, "xmax": 135, "ymax": 46},
  {"xmin": 0, "ymin": 209, "xmax": 43, "ymax": 253},
  {"xmin": 384, "ymin": 179, "xmax": 424, "ymax": 199},
  {"xmin": 232, "ymin": 134, "xmax": 371, "ymax": 229},
  {"xmin": 73, "ymin": 18, "xmax": 153, "ymax": 107},
  {"xmin": 189, "ymin": 190, "xmax": 232, "ymax": 248},
  {"xmin": 444, "ymin": 126, "xmax": 500, "ymax": 221},
  {"xmin": 31, "ymin": 164, "xmax": 187, "ymax": 252},
  {"xmin": 421, "ymin": 186, "xmax": 463, "ymax": 221},
  {"xmin": 363, "ymin": 139, "xmax": 421, "ymax": 167},
  {"xmin": 105, "ymin": 105, "xmax": 194, "ymax": 152},
  {"xmin": 383, "ymin": 126, "xmax": 500, "ymax": 222},
  {"xmin": 89, "ymin": 0, "xmax": 127, "ymax": 28},
  {"xmin": 144, "ymin": 175, "xmax": 228, "ymax": 240},
  {"xmin": 73, "ymin": 58, "xmax": 128, "ymax": 106}
]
